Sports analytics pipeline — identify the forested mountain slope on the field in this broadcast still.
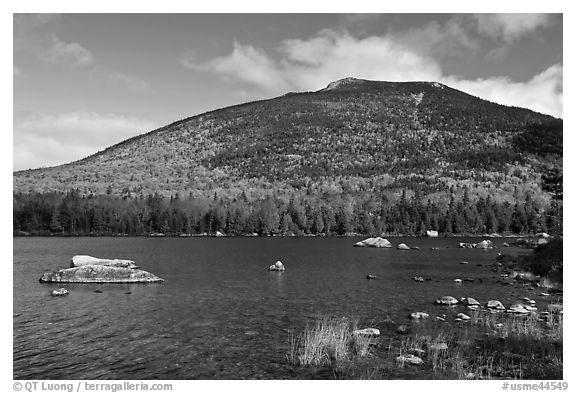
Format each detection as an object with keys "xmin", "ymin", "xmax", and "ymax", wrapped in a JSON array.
[{"xmin": 13, "ymin": 78, "xmax": 562, "ymax": 236}]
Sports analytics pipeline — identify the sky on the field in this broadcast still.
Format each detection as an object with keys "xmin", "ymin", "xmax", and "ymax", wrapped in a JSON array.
[{"xmin": 13, "ymin": 12, "xmax": 563, "ymax": 171}]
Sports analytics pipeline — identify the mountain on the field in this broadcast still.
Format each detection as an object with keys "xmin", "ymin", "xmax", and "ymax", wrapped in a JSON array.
[
  {"xmin": 13, "ymin": 77, "xmax": 562, "ymax": 236},
  {"xmin": 14, "ymin": 78, "xmax": 560, "ymax": 198}
]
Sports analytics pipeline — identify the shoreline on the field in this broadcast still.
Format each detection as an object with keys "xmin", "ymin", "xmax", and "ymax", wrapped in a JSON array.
[{"xmin": 13, "ymin": 231, "xmax": 549, "ymax": 239}]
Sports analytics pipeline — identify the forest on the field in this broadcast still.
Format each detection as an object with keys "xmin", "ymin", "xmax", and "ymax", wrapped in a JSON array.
[{"xmin": 13, "ymin": 186, "xmax": 562, "ymax": 237}]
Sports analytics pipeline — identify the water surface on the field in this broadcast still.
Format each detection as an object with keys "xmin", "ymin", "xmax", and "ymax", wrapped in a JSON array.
[{"xmin": 13, "ymin": 236, "xmax": 544, "ymax": 379}]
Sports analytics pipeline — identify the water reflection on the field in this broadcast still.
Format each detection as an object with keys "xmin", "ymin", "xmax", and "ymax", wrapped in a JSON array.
[{"xmin": 268, "ymin": 271, "xmax": 285, "ymax": 296}]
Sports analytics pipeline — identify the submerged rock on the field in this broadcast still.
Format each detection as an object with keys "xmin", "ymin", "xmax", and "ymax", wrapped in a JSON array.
[
  {"xmin": 268, "ymin": 261, "xmax": 285, "ymax": 271},
  {"xmin": 51, "ymin": 288, "xmax": 69, "ymax": 296},
  {"xmin": 354, "ymin": 237, "xmax": 392, "ymax": 248},
  {"xmin": 39, "ymin": 265, "xmax": 164, "ymax": 283},
  {"xmin": 71, "ymin": 255, "xmax": 139, "ymax": 269},
  {"xmin": 396, "ymin": 325, "xmax": 411, "ymax": 334}
]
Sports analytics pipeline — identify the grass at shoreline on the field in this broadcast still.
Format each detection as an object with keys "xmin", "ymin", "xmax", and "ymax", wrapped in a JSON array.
[{"xmin": 288, "ymin": 306, "xmax": 563, "ymax": 380}]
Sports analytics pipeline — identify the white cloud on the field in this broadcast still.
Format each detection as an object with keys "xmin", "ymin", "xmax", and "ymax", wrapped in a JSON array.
[
  {"xmin": 183, "ymin": 43, "xmax": 292, "ymax": 93},
  {"xmin": 13, "ymin": 111, "xmax": 158, "ymax": 170},
  {"xmin": 183, "ymin": 30, "xmax": 442, "ymax": 94},
  {"xmin": 182, "ymin": 25, "xmax": 562, "ymax": 117},
  {"xmin": 42, "ymin": 35, "xmax": 94, "ymax": 67},
  {"xmin": 473, "ymin": 14, "xmax": 555, "ymax": 42},
  {"xmin": 444, "ymin": 64, "xmax": 563, "ymax": 118},
  {"xmin": 110, "ymin": 72, "xmax": 153, "ymax": 94}
]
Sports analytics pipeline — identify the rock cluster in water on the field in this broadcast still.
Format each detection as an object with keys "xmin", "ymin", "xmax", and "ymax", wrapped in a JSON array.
[
  {"xmin": 428, "ymin": 295, "xmax": 549, "ymax": 320},
  {"xmin": 458, "ymin": 240, "xmax": 495, "ymax": 249},
  {"xmin": 268, "ymin": 261, "xmax": 285, "ymax": 271},
  {"xmin": 40, "ymin": 255, "xmax": 163, "ymax": 284}
]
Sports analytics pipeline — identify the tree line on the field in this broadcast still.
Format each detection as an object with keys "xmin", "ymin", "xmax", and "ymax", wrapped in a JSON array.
[{"xmin": 13, "ymin": 188, "xmax": 562, "ymax": 237}]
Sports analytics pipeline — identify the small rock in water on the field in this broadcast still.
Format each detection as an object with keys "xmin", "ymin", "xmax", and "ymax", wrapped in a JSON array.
[
  {"xmin": 486, "ymin": 300, "xmax": 505, "ymax": 310},
  {"xmin": 435, "ymin": 296, "xmax": 459, "ymax": 305},
  {"xmin": 410, "ymin": 312, "xmax": 429, "ymax": 320},
  {"xmin": 413, "ymin": 276, "xmax": 424, "ymax": 282},
  {"xmin": 454, "ymin": 279, "xmax": 462, "ymax": 284},
  {"xmin": 464, "ymin": 278, "xmax": 475, "ymax": 283},
  {"xmin": 457, "ymin": 313, "xmax": 471, "ymax": 321},
  {"xmin": 396, "ymin": 325, "xmax": 411, "ymax": 334},
  {"xmin": 51, "ymin": 288, "xmax": 69, "ymax": 296},
  {"xmin": 93, "ymin": 289, "xmax": 103, "ymax": 293},
  {"xmin": 353, "ymin": 328, "xmax": 380, "ymax": 337},
  {"xmin": 366, "ymin": 274, "xmax": 377, "ymax": 279},
  {"xmin": 540, "ymin": 292, "xmax": 550, "ymax": 297},
  {"xmin": 461, "ymin": 297, "xmax": 481, "ymax": 307},
  {"xmin": 244, "ymin": 331, "xmax": 259, "ymax": 336},
  {"xmin": 460, "ymin": 261, "xmax": 469, "ymax": 265},
  {"xmin": 397, "ymin": 243, "xmax": 411, "ymax": 250}
]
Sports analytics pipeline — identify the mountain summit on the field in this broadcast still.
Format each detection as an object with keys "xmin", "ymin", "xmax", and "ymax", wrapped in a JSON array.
[{"xmin": 14, "ymin": 78, "xmax": 561, "ymax": 207}]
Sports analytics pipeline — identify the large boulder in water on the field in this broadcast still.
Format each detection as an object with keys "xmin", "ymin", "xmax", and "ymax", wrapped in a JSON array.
[
  {"xmin": 354, "ymin": 237, "xmax": 392, "ymax": 248},
  {"xmin": 71, "ymin": 255, "xmax": 139, "ymax": 269},
  {"xmin": 39, "ymin": 265, "xmax": 164, "ymax": 283}
]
